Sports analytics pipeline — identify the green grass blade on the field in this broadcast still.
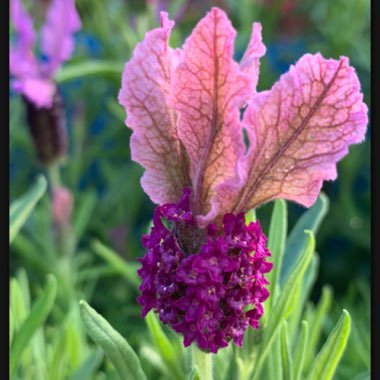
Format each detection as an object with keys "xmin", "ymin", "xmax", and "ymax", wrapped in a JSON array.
[
  {"xmin": 68, "ymin": 349, "xmax": 104, "ymax": 380},
  {"xmin": 79, "ymin": 300, "xmax": 147, "ymax": 380},
  {"xmin": 10, "ymin": 278, "xmax": 28, "ymax": 328},
  {"xmin": 145, "ymin": 311, "xmax": 185, "ymax": 380},
  {"xmin": 10, "ymin": 275, "xmax": 57, "ymax": 376},
  {"xmin": 10, "ymin": 175, "xmax": 47, "ymax": 243},
  {"xmin": 55, "ymin": 61, "xmax": 124, "ymax": 83},
  {"xmin": 265, "ymin": 330, "xmax": 282, "ymax": 380},
  {"xmin": 73, "ymin": 191, "xmax": 97, "ymax": 241},
  {"xmin": 10, "ymin": 308, "xmax": 14, "ymax": 346},
  {"xmin": 91, "ymin": 240, "xmax": 140, "ymax": 288},
  {"xmin": 293, "ymin": 321, "xmax": 309, "ymax": 380},
  {"xmin": 304, "ymin": 286, "xmax": 333, "ymax": 371},
  {"xmin": 251, "ymin": 231, "xmax": 315, "ymax": 380},
  {"xmin": 281, "ymin": 193, "xmax": 328, "ymax": 283},
  {"xmin": 306, "ymin": 310, "xmax": 351, "ymax": 380},
  {"xmin": 281, "ymin": 321, "xmax": 293, "ymax": 380},
  {"xmin": 187, "ymin": 366, "xmax": 200, "ymax": 380},
  {"xmin": 267, "ymin": 199, "xmax": 287, "ymax": 312},
  {"xmin": 288, "ymin": 254, "xmax": 319, "ymax": 344}
]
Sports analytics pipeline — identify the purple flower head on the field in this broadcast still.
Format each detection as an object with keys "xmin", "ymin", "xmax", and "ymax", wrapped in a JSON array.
[
  {"xmin": 137, "ymin": 189, "xmax": 273, "ymax": 353},
  {"xmin": 10, "ymin": 0, "xmax": 81, "ymax": 108},
  {"xmin": 119, "ymin": 7, "xmax": 368, "ymax": 352}
]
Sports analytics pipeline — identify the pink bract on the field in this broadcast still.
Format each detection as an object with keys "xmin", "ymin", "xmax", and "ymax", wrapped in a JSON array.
[
  {"xmin": 119, "ymin": 7, "xmax": 368, "ymax": 228},
  {"xmin": 10, "ymin": 0, "xmax": 81, "ymax": 108}
]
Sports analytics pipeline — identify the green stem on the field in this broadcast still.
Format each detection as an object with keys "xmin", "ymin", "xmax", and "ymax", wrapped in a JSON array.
[
  {"xmin": 47, "ymin": 163, "xmax": 61, "ymax": 189},
  {"xmin": 47, "ymin": 163, "xmax": 76, "ymax": 258},
  {"xmin": 192, "ymin": 345, "xmax": 213, "ymax": 380}
]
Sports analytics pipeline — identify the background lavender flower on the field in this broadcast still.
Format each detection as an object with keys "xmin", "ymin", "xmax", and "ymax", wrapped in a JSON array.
[
  {"xmin": 10, "ymin": 0, "xmax": 81, "ymax": 165},
  {"xmin": 10, "ymin": 0, "xmax": 81, "ymax": 108}
]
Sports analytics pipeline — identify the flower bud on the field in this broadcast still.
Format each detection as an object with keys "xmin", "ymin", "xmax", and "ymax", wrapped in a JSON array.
[
  {"xmin": 52, "ymin": 186, "xmax": 73, "ymax": 227},
  {"xmin": 22, "ymin": 90, "xmax": 67, "ymax": 166}
]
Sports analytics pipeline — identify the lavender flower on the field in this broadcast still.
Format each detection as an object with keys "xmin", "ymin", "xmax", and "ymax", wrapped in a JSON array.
[
  {"xmin": 10, "ymin": 0, "xmax": 80, "ymax": 165},
  {"xmin": 118, "ymin": 7, "xmax": 368, "ymax": 352},
  {"xmin": 10, "ymin": 0, "xmax": 81, "ymax": 109}
]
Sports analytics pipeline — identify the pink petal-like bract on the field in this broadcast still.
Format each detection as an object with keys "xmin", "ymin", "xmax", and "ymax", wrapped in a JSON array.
[
  {"xmin": 225, "ymin": 53, "xmax": 368, "ymax": 214},
  {"xmin": 239, "ymin": 22, "xmax": 266, "ymax": 93},
  {"xmin": 10, "ymin": 0, "xmax": 38, "ymax": 78},
  {"xmin": 118, "ymin": 13, "xmax": 188, "ymax": 204},
  {"xmin": 12, "ymin": 77, "xmax": 56, "ymax": 109},
  {"xmin": 120, "ymin": 8, "xmax": 367, "ymax": 229},
  {"xmin": 41, "ymin": 0, "xmax": 81, "ymax": 75},
  {"xmin": 172, "ymin": 7, "xmax": 254, "ymax": 216}
]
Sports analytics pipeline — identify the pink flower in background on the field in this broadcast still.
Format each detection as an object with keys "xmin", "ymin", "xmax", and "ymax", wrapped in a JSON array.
[
  {"xmin": 10, "ymin": 0, "xmax": 81, "ymax": 108},
  {"xmin": 52, "ymin": 186, "xmax": 73, "ymax": 227},
  {"xmin": 118, "ymin": 7, "xmax": 368, "ymax": 351}
]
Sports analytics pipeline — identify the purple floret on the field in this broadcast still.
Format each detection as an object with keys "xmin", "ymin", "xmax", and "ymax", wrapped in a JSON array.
[{"xmin": 137, "ymin": 188, "xmax": 273, "ymax": 353}]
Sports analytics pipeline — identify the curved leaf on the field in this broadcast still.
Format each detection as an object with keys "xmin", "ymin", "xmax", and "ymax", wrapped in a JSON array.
[
  {"xmin": 10, "ymin": 175, "xmax": 47, "ymax": 243},
  {"xmin": 266, "ymin": 199, "xmax": 287, "ymax": 312},
  {"xmin": 91, "ymin": 240, "xmax": 140, "ymax": 288},
  {"xmin": 251, "ymin": 230, "xmax": 315, "ymax": 380},
  {"xmin": 10, "ymin": 275, "xmax": 57, "ymax": 376},
  {"xmin": 281, "ymin": 193, "xmax": 329, "ymax": 283},
  {"xmin": 293, "ymin": 321, "xmax": 309, "ymax": 380},
  {"xmin": 55, "ymin": 61, "xmax": 124, "ymax": 83},
  {"xmin": 145, "ymin": 311, "xmax": 185, "ymax": 380},
  {"xmin": 79, "ymin": 300, "xmax": 147, "ymax": 380},
  {"xmin": 281, "ymin": 321, "xmax": 293, "ymax": 380},
  {"xmin": 306, "ymin": 310, "xmax": 351, "ymax": 380}
]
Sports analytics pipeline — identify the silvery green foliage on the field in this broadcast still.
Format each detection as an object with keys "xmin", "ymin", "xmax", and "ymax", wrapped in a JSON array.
[
  {"xmin": 78, "ymin": 195, "xmax": 354, "ymax": 380},
  {"xmin": 9, "ymin": 192, "xmax": 368, "ymax": 380}
]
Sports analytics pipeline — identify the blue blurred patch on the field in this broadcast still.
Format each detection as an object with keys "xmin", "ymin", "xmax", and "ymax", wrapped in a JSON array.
[{"xmin": 266, "ymin": 38, "xmax": 306, "ymax": 74}]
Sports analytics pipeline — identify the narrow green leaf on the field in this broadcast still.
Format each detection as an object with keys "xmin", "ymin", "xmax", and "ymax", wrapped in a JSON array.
[
  {"xmin": 139, "ymin": 345, "xmax": 168, "ymax": 375},
  {"xmin": 16, "ymin": 269, "xmax": 31, "ymax": 311},
  {"xmin": 10, "ymin": 275, "xmax": 57, "ymax": 376},
  {"xmin": 251, "ymin": 231, "xmax": 315, "ymax": 380},
  {"xmin": 350, "ymin": 370, "xmax": 371, "ymax": 380},
  {"xmin": 265, "ymin": 330, "xmax": 282, "ymax": 380},
  {"xmin": 10, "ymin": 175, "xmax": 47, "ymax": 243},
  {"xmin": 187, "ymin": 366, "xmax": 200, "ymax": 380},
  {"xmin": 293, "ymin": 321, "xmax": 309, "ymax": 380},
  {"xmin": 68, "ymin": 349, "xmax": 104, "ymax": 380},
  {"xmin": 191, "ymin": 345, "xmax": 213, "ymax": 380},
  {"xmin": 106, "ymin": 99, "xmax": 126, "ymax": 123},
  {"xmin": 91, "ymin": 240, "xmax": 140, "ymax": 288},
  {"xmin": 73, "ymin": 191, "xmax": 97, "ymax": 241},
  {"xmin": 10, "ymin": 308, "xmax": 14, "ymax": 346},
  {"xmin": 281, "ymin": 321, "xmax": 293, "ymax": 380},
  {"xmin": 11, "ymin": 234, "xmax": 54, "ymax": 273},
  {"xmin": 145, "ymin": 311, "xmax": 185, "ymax": 380},
  {"xmin": 10, "ymin": 278, "xmax": 27, "ymax": 329},
  {"xmin": 55, "ymin": 61, "xmax": 124, "ymax": 83},
  {"xmin": 306, "ymin": 310, "xmax": 351, "ymax": 380},
  {"xmin": 304, "ymin": 286, "xmax": 333, "ymax": 371},
  {"xmin": 288, "ymin": 254, "xmax": 319, "ymax": 344},
  {"xmin": 267, "ymin": 199, "xmax": 287, "ymax": 312},
  {"xmin": 281, "ymin": 193, "xmax": 328, "ymax": 283},
  {"xmin": 79, "ymin": 300, "xmax": 147, "ymax": 380}
]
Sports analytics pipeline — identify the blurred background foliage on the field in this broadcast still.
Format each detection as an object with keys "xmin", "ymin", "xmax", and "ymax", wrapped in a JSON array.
[{"xmin": 10, "ymin": 0, "xmax": 370, "ymax": 379}]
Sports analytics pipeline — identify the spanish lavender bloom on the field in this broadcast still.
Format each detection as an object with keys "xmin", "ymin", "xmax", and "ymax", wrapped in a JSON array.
[
  {"xmin": 118, "ymin": 8, "xmax": 368, "ymax": 352},
  {"xmin": 10, "ymin": 0, "xmax": 81, "ymax": 108},
  {"xmin": 10, "ymin": 0, "xmax": 80, "ymax": 165}
]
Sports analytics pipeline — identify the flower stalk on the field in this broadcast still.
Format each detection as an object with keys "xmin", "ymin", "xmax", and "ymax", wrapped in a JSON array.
[{"xmin": 192, "ymin": 345, "xmax": 213, "ymax": 380}]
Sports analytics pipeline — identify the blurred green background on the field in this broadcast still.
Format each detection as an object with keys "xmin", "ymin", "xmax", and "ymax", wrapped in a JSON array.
[{"xmin": 10, "ymin": 0, "xmax": 370, "ymax": 379}]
